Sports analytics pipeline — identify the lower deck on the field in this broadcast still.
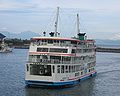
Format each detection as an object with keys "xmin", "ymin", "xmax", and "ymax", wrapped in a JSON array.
[
  {"xmin": 25, "ymin": 63, "xmax": 96, "ymax": 87},
  {"xmin": 25, "ymin": 70, "xmax": 97, "ymax": 87}
]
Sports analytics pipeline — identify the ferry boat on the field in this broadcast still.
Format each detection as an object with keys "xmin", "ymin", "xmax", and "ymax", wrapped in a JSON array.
[
  {"xmin": 0, "ymin": 33, "xmax": 13, "ymax": 53},
  {"xmin": 25, "ymin": 7, "xmax": 97, "ymax": 87}
]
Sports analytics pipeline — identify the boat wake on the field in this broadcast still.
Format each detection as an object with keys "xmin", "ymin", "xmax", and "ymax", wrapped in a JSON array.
[{"xmin": 97, "ymin": 69, "xmax": 120, "ymax": 76}]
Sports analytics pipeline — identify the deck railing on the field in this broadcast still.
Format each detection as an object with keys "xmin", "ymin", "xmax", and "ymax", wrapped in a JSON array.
[
  {"xmin": 28, "ymin": 58, "xmax": 96, "ymax": 64},
  {"xmin": 31, "ymin": 42, "xmax": 94, "ymax": 49}
]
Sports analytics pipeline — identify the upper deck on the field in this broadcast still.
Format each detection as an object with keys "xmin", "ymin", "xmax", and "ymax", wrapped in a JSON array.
[{"xmin": 30, "ymin": 37, "xmax": 95, "ymax": 48}]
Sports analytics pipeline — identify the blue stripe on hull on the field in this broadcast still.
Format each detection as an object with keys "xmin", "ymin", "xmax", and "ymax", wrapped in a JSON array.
[{"xmin": 25, "ymin": 72, "xmax": 97, "ymax": 87}]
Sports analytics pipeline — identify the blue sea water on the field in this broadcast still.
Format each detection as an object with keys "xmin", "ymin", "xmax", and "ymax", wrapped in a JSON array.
[{"xmin": 0, "ymin": 49, "xmax": 120, "ymax": 96}]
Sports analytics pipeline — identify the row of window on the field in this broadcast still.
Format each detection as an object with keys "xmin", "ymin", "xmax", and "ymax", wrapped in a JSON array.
[
  {"xmin": 26, "ymin": 64, "xmax": 95, "ymax": 76},
  {"xmin": 32, "ymin": 39, "xmax": 94, "ymax": 45},
  {"xmin": 28, "ymin": 55, "xmax": 95, "ymax": 64},
  {"xmin": 31, "ymin": 39, "xmax": 94, "ymax": 47},
  {"xmin": 56, "ymin": 65, "xmax": 84, "ymax": 73},
  {"xmin": 72, "ymin": 49, "xmax": 94, "ymax": 53},
  {"xmin": 31, "ymin": 40, "xmax": 75, "ymax": 47},
  {"xmin": 37, "ymin": 48, "xmax": 67, "ymax": 53},
  {"xmin": 52, "ymin": 65, "xmax": 95, "ymax": 74},
  {"xmin": 36, "ymin": 48, "xmax": 94, "ymax": 54}
]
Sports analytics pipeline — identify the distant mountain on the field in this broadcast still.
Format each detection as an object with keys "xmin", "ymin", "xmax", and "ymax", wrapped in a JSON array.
[
  {"xmin": 0, "ymin": 31, "xmax": 15, "ymax": 38},
  {"xmin": 17, "ymin": 31, "xmax": 40, "ymax": 39},
  {"xmin": 0, "ymin": 31, "xmax": 40, "ymax": 39},
  {"xmin": 0, "ymin": 31, "xmax": 120, "ymax": 46},
  {"xmin": 0, "ymin": 33, "xmax": 6, "ymax": 39},
  {"xmin": 95, "ymin": 39, "xmax": 120, "ymax": 46}
]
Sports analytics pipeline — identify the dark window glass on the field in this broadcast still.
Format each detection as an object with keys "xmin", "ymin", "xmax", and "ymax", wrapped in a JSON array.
[
  {"xmin": 61, "ymin": 65, "xmax": 64, "ymax": 73},
  {"xmin": 72, "ymin": 49, "xmax": 76, "ymax": 53},
  {"xmin": 57, "ymin": 65, "xmax": 60, "ymax": 73},
  {"xmin": 37, "ymin": 48, "xmax": 48, "ymax": 52},
  {"xmin": 65, "ymin": 65, "xmax": 68, "ymax": 73},
  {"xmin": 30, "ymin": 65, "xmax": 51, "ymax": 76},
  {"xmin": 48, "ymin": 40, "xmax": 53, "ymax": 44},
  {"xmin": 50, "ymin": 48, "xmax": 67, "ymax": 53}
]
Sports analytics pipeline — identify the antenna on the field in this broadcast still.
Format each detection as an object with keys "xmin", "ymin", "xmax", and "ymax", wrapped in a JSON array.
[{"xmin": 55, "ymin": 7, "xmax": 59, "ymax": 37}]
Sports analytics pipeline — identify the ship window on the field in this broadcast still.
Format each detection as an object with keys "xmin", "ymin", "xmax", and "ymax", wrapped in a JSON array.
[
  {"xmin": 89, "ymin": 69, "xmax": 91, "ymax": 72},
  {"xmin": 42, "ymin": 39, "xmax": 47, "ymax": 42},
  {"xmin": 37, "ymin": 48, "xmax": 48, "ymax": 52},
  {"xmin": 71, "ymin": 49, "xmax": 76, "ymax": 53},
  {"xmin": 57, "ymin": 65, "xmax": 60, "ymax": 73},
  {"xmin": 75, "ymin": 72, "xmax": 79, "ymax": 76},
  {"xmin": 81, "ymin": 71, "xmax": 83, "ymax": 75},
  {"xmin": 50, "ymin": 56, "xmax": 61, "ymax": 60},
  {"xmin": 84, "ymin": 68, "xmax": 87, "ymax": 73},
  {"xmin": 54, "ymin": 40, "xmax": 57, "ymax": 43},
  {"xmin": 54, "ymin": 40, "xmax": 59, "ymax": 43},
  {"xmin": 48, "ymin": 40, "xmax": 53, "ymax": 44},
  {"xmin": 61, "ymin": 65, "xmax": 64, "ymax": 73},
  {"xmin": 60, "ymin": 40, "xmax": 64, "ymax": 43},
  {"xmin": 69, "ymin": 66, "xmax": 71, "ymax": 73},
  {"xmin": 30, "ymin": 65, "xmax": 51, "ymax": 76},
  {"xmin": 50, "ymin": 56, "xmax": 61, "ymax": 63},
  {"xmin": 65, "ymin": 65, "xmax": 68, "ymax": 73},
  {"xmin": 62, "ymin": 57, "xmax": 71, "ymax": 63},
  {"xmin": 50, "ymin": 48, "xmax": 67, "ymax": 53}
]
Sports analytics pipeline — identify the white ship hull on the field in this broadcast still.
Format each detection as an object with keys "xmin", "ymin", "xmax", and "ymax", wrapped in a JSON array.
[{"xmin": 25, "ymin": 69, "xmax": 96, "ymax": 87}]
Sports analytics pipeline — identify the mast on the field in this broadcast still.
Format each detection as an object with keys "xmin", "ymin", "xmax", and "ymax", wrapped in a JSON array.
[
  {"xmin": 55, "ymin": 7, "xmax": 59, "ymax": 37},
  {"xmin": 77, "ymin": 14, "xmax": 86, "ymax": 40},
  {"xmin": 77, "ymin": 14, "xmax": 80, "ymax": 35}
]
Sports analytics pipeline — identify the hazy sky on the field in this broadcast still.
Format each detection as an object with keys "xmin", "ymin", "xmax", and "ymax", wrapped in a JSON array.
[{"xmin": 0, "ymin": 0, "xmax": 120, "ymax": 40}]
